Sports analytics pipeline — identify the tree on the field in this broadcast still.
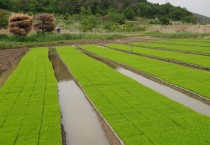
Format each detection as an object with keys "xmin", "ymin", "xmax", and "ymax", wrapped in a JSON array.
[
  {"xmin": 8, "ymin": 13, "xmax": 33, "ymax": 36},
  {"xmin": 0, "ymin": 10, "xmax": 8, "ymax": 29},
  {"xmin": 182, "ymin": 16, "xmax": 197, "ymax": 24},
  {"xmin": 160, "ymin": 17, "xmax": 170, "ymax": 25},
  {"xmin": 33, "ymin": 13, "xmax": 55, "ymax": 33},
  {"xmin": 108, "ymin": 9, "xmax": 125, "ymax": 24},
  {"xmin": 124, "ymin": 7, "xmax": 135, "ymax": 20}
]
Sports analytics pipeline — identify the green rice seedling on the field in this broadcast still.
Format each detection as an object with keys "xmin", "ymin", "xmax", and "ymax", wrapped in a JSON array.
[
  {"xmin": 57, "ymin": 46, "xmax": 210, "ymax": 145},
  {"xmin": 131, "ymin": 41, "xmax": 210, "ymax": 55},
  {"xmin": 80, "ymin": 44, "xmax": 210, "ymax": 99},
  {"xmin": 0, "ymin": 48, "xmax": 61, "ymax": 145},
  {"xmin": 152, "ymin": 39, "xmax": 210, "ymax": 47},
  {"xmin": 106, "ymin": 43, "xmax": 210, "ymax": 69}
]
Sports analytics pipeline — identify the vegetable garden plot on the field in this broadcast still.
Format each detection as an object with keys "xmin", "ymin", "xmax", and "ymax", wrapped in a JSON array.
[
  {"xmin": 79, "ymin": 44, "xmax": 210, "ymax": 99},
  {"xmin": 57, "ymin": 46, "xmax": 210, "ymax": 145},
  {"xmin": 106, "ymin": 43, "xmax": 210, "ymax": 69},
  {"xmin": 131, "ymin": 41, "xmax": 210, "ymax": 55},
  {"xmin": 0, "ymin": 48, "xmax": 61, "ymax": 145}
]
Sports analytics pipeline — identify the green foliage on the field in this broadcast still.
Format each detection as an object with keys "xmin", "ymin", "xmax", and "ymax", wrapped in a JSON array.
[
  {"xmin": 159, "ymin": 17, "xmax": 170, "ymax": 25},
  {"xmin": 123, "ymin": 7, "xmax": 135, "ymax": 20},
  {"xmin": 104, "ymin": 22, "xmax": 120, "ymax": 31},
  {"xmin": 58, "ymin": 45, "xmax": 210, "ymax": 145},
  {"xmin": 108, "ymin": 9, "xmax": 125, "ymax": 24},
  {"xmin": 0, "ymin": 10, "xmax": 8, "ymax": 29},
  {"xmin": 0, "ymin": 0, "xmax": 197, "ymax": 24},
  {"xmin": 81, "ymin": 16, "xmax": 97, "ymax": 31},
  {"xmin": 181, "ymin": 16, "xmax": 197, "ymax": 24},
  {"xmin": 123, "ymin": 21, "xmax": 134, "ymax": 31},
  {"xmin": 149, "ymin": 19, "xmax": 161, "ymax": 24},
  {"xmin": 80, "ymin": 6, "xmax": 92, "ymax": 17},
  {"xmin": 107, "ymin": 43, "xmax": 210, "ymax": 69},
  {"xmin": 0, "ymin": 48, "xmax": 61, "ymax": 145},
  {"xmin": 63, "ymin": 13, "xmax": 70, "ymax": 21},
  {"xmin": 80, "ymin": 44, "xmax": 210, "ymax": 99},
  {"xmin": 0, "ymin": 33, "xmax": 124, "ymax": 50}
]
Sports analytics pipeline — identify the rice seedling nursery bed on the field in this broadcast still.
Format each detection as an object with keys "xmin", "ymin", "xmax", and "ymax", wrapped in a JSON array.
[
  {"xmin": 131, "ymin": 40, "xmax": 210, "ymax": 55},
  {"xmin": 79, "ymin": 44, "xmax": 210, "ymax": 100},
  {"xmin": 1, "ymin": 38, "xmax": 210, "ymax": 145},
  {"xmin": 151, "ymin": 39, "xmax": 210, "ymax": 47},
  {"xmin": 0, "ymin": 48, "xmax": 61, "ymax": 145},
  {"xmin": 105, "ymin": 43, "xmax": 210, "ymax": 69},
  {"xmin": 57, "ymin": 46, "xmax": 210, "ymax": 145}
]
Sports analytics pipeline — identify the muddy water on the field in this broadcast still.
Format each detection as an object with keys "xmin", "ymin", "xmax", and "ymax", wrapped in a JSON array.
[
  {"xmin": 49, "ymin": 48, "xmax": 110, "ymax": 145},
  {"xmin": 81, "ymin": 50, "xmax": 210, "ymax": 116},
  {"xmin": 117, "ymin": 68, "xmax": 210, "ymax": 116}
]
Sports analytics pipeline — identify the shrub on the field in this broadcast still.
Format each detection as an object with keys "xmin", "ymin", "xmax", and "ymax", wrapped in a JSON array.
[
  {"xmin": 160, "ymin": 17, "xmax": 170, "ymax": 25},
  {"xmin": 0, "ymin": 10, "xmax": 8, "ymax": 29},
  {"xmin": 182, "ymin": 16, "xmax": 197, "ymax": 24},
  {"xmin": 33, "ymin": 13, "xmax": 55, "ymax": 33},
  {"xmin": 81, "ymin": 16, "xmax": 97, "ymax": 32},
  {"xmin": 8, "ymin": 13, "xmax": 33, "ymax": 36},
  {"xmin": 123, "ymin": 7, "xmax": 135, "ymax": 20},
  {"xmin": 124, "ymin": 21, "xmax": 134, "ymax": 31}
]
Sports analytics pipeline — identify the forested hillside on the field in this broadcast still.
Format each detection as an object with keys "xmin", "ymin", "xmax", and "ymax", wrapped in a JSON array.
[{"xmin": 0, "ymin": 0, "xmax": 196, "ymax": 23}]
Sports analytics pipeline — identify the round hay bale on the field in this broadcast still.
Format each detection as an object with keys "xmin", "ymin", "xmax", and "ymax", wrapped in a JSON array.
[
  {"xmin": 33, "ymin": 13, "xmax": 55, "ymax": 33},
  {"xmin": 9, "ymin": 13, "xmax": 33, "ymax": 36}
]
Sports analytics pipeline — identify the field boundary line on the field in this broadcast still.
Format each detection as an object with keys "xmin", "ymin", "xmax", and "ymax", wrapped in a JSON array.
[
  {"xmin": 57, "ymin": 47, "xmax": 125, "ymax": 145},
  {"xmin": 100, "ymin": 45, "xmax": 210, "ymax": 72},
  {"xmin": 75, "ymin": 45, "xmax": 210, "ymax": 105}
]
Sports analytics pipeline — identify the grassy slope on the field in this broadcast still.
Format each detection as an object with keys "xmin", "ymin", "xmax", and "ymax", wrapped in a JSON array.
[
  {"xmin": 131, "ymin": 41, "xmax": 210, "ymax": 54},
  {"xmin": 106, "ymin": 43, "xmax": 210, "ymax": 68},
  {"xmin": 57, "ymin": 46, "xmax": 210, "ymax": 145},
  {"xmin": 79, "ymin": 44, "xmax": 210, "ymax": 99},
  {"xmin": 0, "ymin": 48, "xmax": 61, "ymax": 145}
]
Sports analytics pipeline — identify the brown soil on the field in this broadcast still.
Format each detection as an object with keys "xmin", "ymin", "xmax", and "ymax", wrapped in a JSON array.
[
  {"xmin": 61, "ymin": 124, "xmax": 67, "ymax": 145},
  {"xmin": 0, "ymin": 48, "xmax": 28, "ymax": 77}
]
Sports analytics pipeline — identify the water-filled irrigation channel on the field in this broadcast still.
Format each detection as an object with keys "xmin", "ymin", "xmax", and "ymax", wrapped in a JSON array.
[
  {"xmin": 49, "ymin": 49, "xmax": 110, "ymax": 145},
  {"xmin": 79, "ymin": 48, "xmax": 210, "ymax": 117}
]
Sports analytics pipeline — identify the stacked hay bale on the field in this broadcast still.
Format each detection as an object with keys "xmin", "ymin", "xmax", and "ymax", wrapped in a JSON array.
[
  {"xmin": 9, "ymin": 13, "xmax": 33, "ymax": 36},
  {"xmin": 33, "ymin": 13, "xmax": 55, "ymax": 33}
]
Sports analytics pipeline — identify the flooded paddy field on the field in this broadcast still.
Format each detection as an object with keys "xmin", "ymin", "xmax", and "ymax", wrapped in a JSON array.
[{"xmin": 0, "ymin": 38, "xmax": 210, "ymax": 145}]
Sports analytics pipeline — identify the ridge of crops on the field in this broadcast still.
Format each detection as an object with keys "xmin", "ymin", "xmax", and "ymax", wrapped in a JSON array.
[
  {"xmin": 79, "ymin": 44, "xmax": 210, "ymax": 99},
  {"xmin": 0, "ymin": 48, "xmax": 61, "ymax": 145},
  {"xmin": 131, "ymin": 41, "xmax": 210, "ymax": 55},
  {"xmin": 106, "ymin": 43, "xmax": 210, "ymax": 69},
  {"xmin": 57, "ymin": 46, "xmax": 210, "ymax": 145}
]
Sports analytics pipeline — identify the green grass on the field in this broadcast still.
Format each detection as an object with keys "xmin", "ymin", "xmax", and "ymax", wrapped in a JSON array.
[
  {"xmin": 0, "ymin": 33, "xmax": 124, "ymax": 50},
  {"xmin": 79, "ymin": 44, "xmax": 210, "ymax": 99},
  {"xmin": 0, "ymin": 48, "xmax": 61, "ymax": 145},
  {"xmin": 106, "ymin": 43, "xmax": 210, "ymax": 68},
  {"xmin": 151, "ymin": 39, "xmax": 210, "ymax": 47},
  {"xmin": 57, "ymin": 46, "xmax": 210, "ymax": 145},
  {"xmin": 131, "ymin": 41, "xmax": 210, "ymax": 55}
]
